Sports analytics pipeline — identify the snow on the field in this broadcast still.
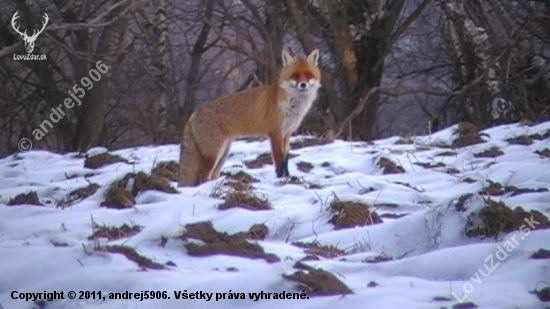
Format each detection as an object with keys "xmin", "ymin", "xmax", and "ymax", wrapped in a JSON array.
[{"xmin": 1, "ymin": 122, "xmax": 549, "ymax": 309}]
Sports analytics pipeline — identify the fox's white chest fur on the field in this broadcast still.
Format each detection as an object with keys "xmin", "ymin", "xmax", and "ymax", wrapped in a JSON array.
[
  {"xmin": 279, "ymin": 79, "xmax": 321, "ymax": 136},
  {"xmin": 281, "ymin": 91, "xmax": 318, "ymax": 136}
]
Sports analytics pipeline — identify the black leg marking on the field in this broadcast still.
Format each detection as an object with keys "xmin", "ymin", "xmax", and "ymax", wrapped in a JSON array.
[
  {"xmin": 276, "ymin": 162, "xmax": 284, "ymax": 178},
  {"xmin": 283, "ymin": 155, "xmax": 290, "ymax": 177}
]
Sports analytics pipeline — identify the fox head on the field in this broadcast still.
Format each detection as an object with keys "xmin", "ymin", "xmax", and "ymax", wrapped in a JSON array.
[{"xmin": 279, "ymin": 49, "xmax": 321, "ymax": 97}]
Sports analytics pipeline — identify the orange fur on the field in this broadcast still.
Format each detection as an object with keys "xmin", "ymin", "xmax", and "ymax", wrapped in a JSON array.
[{"xmin": 179, "ymin": 49, "xmax": 321, "ymax": 186}]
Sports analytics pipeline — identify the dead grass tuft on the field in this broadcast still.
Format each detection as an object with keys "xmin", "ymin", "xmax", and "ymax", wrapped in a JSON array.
[
  {"xmin": 530, "ymin": 248, "xmax": 550, "ymax": 259},
  {"xmin": 535, "ymin": 148, "xmax": 550, "ymax": 158},
  {"xmin": 282, "ymin": 262, "xmax": 353, "ymax": 296},
  {"xmin": 7, "ymin": 191, "xmax": 42, "ymax": 206},
  {"xmin": 414, "ymin": 161, "xmax": 446, "ymax": 169},
  {"xmin": 105, "ymin": 245, "xmax": 164, "ymax": 270},
  {"xmin": 58, "ymin": 183, "xmax": 100, "ymax": 208},
  {"xmin": 474, "ymin": 147, "xmax": 504, "ymax": 158},
  {"xmin": 530, "ymin": 130, "xmax": 550, "ymax": 141},
  {"xmin": 480, "ymin": 180, "xmax": 505, "ymax": 196},
  {"xmin": 506, "ymin": 135, "xmax": 533, "ymax": 146},
  {"xmin": 220, "ymin": 171, "xmax": 259, "ymax": 192},
  {"xmin": 296, "ymin": 161, "xmax": 314, "ymax": 173},
  {"xmin": 84, "ymin": 153, "xmax": 128, "ymax": 169},
  {"xmin": 244, "ymin": 153, "xmax": 274, "ymax": 169},
  {"xmin": 479, "ymin": 181, "xmax": 548, "ymax": 197},
  {"xmin": 436, "ymin": 151, "xmax": 458, "ymax": 156},
  {"xmin": 131, "ymin": 172, "xmax": 178, "ymax": 195},
  {"xmin": 181, "ymin": 221, "xmax": 278, "ymax": 263},
  {"xmin": 363, "ymin": 252, "xmax": 393, "ymax": 263},
  {"xmin": 452, "ymin": 302, "xmax": 479, "ymax": 308},
  {"xmin": 532, "ymin": 287, "xmax": 550, "ymax": 302},
  {"xmin": 377, "ymin": 157, "xmax": 405, "ymax": 174},
  {"xmin": 102, "ymin": 172, "xmax": 176, "ymax": 209},
  {"xmin": 394, "ymin": 136, "xmax": 414, "ymax": 145},
  {"xmin": 151, "ymin": 160, "xmax": 179, "ymax": 182},
  {"xmin": 89, "ymin": 222, "xmax": 142, "ymax": 241},
  {"xmin": 102, "ymin": 187, "xmax": 135, "ymax": 209},
  {"xmin": 223, "ymin": 171, "xmax": 259, "ymax": 183},
  {"xmin": 290, "ymin": 137, "xmax": 333, "ymax": 150},
  {"xmin": 452, "ymin": 122, "xmax": 485, "ymax": 148},
  {"xmin": 218, "ymin": 191, "xmax": 271, "ymax": 211},
  {"xmin": 466, "ymin": 200, "xmax": 550, "ymax": 238},
  {"xmin": 278, "ymin": 176, "xmax": 323, "ymax": 189},
  {"xmin": 329, "ymin": 196, "xmax": 382, "ymax": 230},
  {"xmin": 293, "ymin": 241, "xmax": 345, "ymax": 259}
]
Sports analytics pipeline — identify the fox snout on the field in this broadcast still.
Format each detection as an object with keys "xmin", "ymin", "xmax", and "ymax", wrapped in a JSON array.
[{"xmin": 284, "ymin": 78, "xmax": 320, "ymax": 94}]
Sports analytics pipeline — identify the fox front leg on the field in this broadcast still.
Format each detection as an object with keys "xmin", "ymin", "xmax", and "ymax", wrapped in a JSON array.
[{"xmin": 270, "ymin": 132, "xmax": 288, "ymax": 178}]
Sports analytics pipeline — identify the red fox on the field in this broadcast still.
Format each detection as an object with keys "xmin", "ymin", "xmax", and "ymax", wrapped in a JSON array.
[{"xmin": 179, "ymin": 49, "xmax": 321, "ymax": 186}]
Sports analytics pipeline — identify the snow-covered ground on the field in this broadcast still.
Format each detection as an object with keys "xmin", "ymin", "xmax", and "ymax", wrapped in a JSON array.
[{"xmin": 1, "ymin": 122, "xmax": 549, "ymax": 309}]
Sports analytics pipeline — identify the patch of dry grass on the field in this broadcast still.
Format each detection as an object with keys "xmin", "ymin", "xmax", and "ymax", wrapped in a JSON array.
[
  {"xmin": 377, "ymin": 157, "xmax": 405, "ymax": 174},
  {"xmin": 104, "ymin": 245, "xmax": 164, "ymax": 270},
  {"xmin": 84, "ymin": 153, "xmax": 128, "ymax": 169},
  {"xmin": 151, "ymin": 160, "xmax": 179, "ymax": 182},
  {"xmin": 293, "ymin": 241, "xmax": 345, "ymax": 259},
  {"xmin": 7, "ymin": 191, "xmax": 42, "ymax": 206},
  {"xmin": 290, "ymin": 137, "xmax": 333, "ymax": 150},
  {"xmin": 474, "ymin": 147, "xmax": 504, "ymax": 158},
  {"xmin": 452, "ymin": 122, "xmax": 485, "ymax": 148},
  {"xmin": 102, "ymin": 172, "xmax": 177, "ymax": 209},
  {"xmin": 181, "ymin": 221, "xmax": 278, "ymax": 263},
  {"xmin": 296, "ymin": 161, "xmax": 314, "ymax": 173},
  {"xmin": 58, "ymin": 183, "xmax": 100, "ymax": 208},
  {"xmin": 89, "ymin": 222, "xmax": 142, "ymax": 241},
  {"xmin": 282, "ymin": 262, "xmax": 353, "ymax": 296},
  {"xmin": 329, "ymin": 196, "xmax": 382, "ymax": 229},
  {"xmin": 218, "ymin": 191, "xmax": 271, "ymax": 211},
  {"xmin": 466, "ymin": 200, "xmax": 550, "ymax": 238},
  {"xmin": 506, "ymin": 135, "xmax": 534, "ymax": 145}
]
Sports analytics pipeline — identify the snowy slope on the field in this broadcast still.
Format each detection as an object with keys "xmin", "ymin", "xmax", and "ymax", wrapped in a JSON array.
[{"xmin": 1, "ymin": 122, "xmax": 549, "ymax": 309}]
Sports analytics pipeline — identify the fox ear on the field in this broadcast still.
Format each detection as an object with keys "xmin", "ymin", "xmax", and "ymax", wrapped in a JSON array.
[
  {"xmin": 281, "ymin": 50, "xmax": 295, "ymax": 67},
  {"xmin": 306, "ymin": 49, "xmax": 320, "ymax": 66}
]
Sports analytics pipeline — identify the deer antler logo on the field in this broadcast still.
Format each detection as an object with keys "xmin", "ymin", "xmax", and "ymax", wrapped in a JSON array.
[{"xmin": 11, "ymin": 11, "xmax": 49, "ymax": 54}]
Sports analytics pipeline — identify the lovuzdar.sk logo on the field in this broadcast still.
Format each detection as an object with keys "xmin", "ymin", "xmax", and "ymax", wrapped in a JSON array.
[{"xmin": 11, "ymin": 10, "xmax": 48, "ymax": 60}]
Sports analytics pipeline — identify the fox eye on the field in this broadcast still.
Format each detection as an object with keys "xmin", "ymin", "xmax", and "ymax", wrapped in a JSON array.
[
  {"xmin": 304, "ymin": 73, "xmax": 313, "ymax": 80},
  {"xmin": 290, "ymin": 73, "xmax": 300, "ymax": 80}
]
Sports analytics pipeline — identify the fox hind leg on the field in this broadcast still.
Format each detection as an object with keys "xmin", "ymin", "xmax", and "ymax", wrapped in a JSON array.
[
  {"xmin": 211, "ymin": 142, "xmax": 231, "ymax": 180},
  {"xmin": 194, "ymin": 138, "xmax": 230, "ymax": 185}
]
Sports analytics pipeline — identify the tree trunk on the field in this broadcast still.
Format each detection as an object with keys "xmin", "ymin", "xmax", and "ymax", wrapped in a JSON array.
[
  {"xmin": 179, "ymin": 0, "xmax": 216, "ymax": 130},
  {"xmin": 72, "ymin": 5, "xmax": 130, "ymax": 153},
  {"xmin": 151, "ymin": 0, "xmax": 169, "ymax": 144}
]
